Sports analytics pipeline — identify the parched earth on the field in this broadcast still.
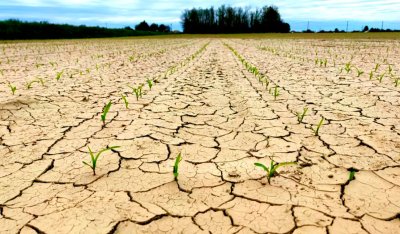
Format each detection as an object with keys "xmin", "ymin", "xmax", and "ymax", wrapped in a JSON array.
[{"xmin": 0, "ymin": 38, "xmax": 399, "ymax": 234}]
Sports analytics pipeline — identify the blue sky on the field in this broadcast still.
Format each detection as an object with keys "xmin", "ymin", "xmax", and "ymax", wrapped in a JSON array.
[{"xmin": 1, "ymin": 0, "xmax": 399, "ymax": 31}]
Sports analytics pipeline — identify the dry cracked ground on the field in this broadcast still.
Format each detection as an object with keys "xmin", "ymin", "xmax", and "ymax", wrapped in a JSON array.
[{"xmin": 0, "ymin": 37, "xmax": 399, "ymax": 234}]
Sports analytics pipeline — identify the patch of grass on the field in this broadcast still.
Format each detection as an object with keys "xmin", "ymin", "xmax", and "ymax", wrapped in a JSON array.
[
  {"xmin": 101, "ymin": 101, "xmax": 112, "ymax": 125},
  {"xmin": 83, "ymin": 146, "xmax": 120, "ymax": 175},
  {"xmin": 254, "ymin": 160, "xmax": 297, "ymax": 183},
  {"xmin": 173, "ymin": 152, "xmax": 182, "ymax": 181},
  {"xmin": 312, "ymin": 117, "xmax": 324, "ymax": 136}
]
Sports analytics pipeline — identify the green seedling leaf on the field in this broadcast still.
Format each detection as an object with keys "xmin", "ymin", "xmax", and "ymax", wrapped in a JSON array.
[
  {"xmin": 297, "ymin": 107, "xmax": 308, "ymax": 123},
  {"xmin": 255, "ymin": 160, "xmax": 297, "ymax": 183},
  {"xmin": 147, "ymin": 79, "xmax": 153, "ymax": 90},
  {"xmin": 344, "ymin": 62, "xmax": 351, "ymax": 73},
  {"xmin": 83, "ymin": 146, "xmax": 120, "ymax": 175},
  {"xmin": 55, "ymin": 70, "xmax": 64, "ymax": 81},
  {"xmin": 8, "ymin": 83, "xmax": 16, "ymax": 95},
  {"xmin": 312, "ymin": 117, "xmax": 324, "ymax": 136},
  {"xmin": 173, "ymin": 152, "xmax": 182, "ymax": 180},
  {"xmin": 101, "ymin": 101, "xmax": 112, "ymax": 125},
  {"xmin": 273, "ymin": 85, "xmax": 280, "ymax": 100},
  {"xmin": 121, "ymin": 94, "xmax": 129, "ymax": 109}
]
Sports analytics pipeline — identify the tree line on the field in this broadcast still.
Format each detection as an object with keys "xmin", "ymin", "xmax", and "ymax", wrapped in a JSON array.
[
  {"xmin": 0, "ymin": 19, "xmax": 169, "ymax": 40},
  {"xmin": 134, "ymin": 21, "xmax": 171, "ymax": 32},
  {"xmin": 181, "ymin": 5, "xmax": 290, "ymax": 33}
]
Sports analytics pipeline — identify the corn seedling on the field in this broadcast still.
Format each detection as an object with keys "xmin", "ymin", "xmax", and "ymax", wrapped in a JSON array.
[
  {"xmin": 356, "ymin": 68, "xmax": 364, "ymax": 77},
  {"xmin": 254, "ymin": 160, "xmax": 297, "ymax": 183},
  {"xmin": 273, "ymin": 85, "xmax": 280, "ymax": 100},
  {"xmin": 55, "ymin": 70, "xmax": 64, "ymax": 81},
  {"xmin": 121, "ymin": 94, "xmax": 129, "ymax": 109},
  {"xmin": 395, "ymin": 78, "xmax": 399, "ymax": 87},
  {"xmin": 147, "ymin": 79, "xmax": 153, "ymax": 90},
  {"xmin": 8, "ymin": 83, "xmax": 16, "ymax": 95},
  {"xmin": 26, "ymin": 80, "xmax": 39, "ymax": 89},
  {"xmin": 101, "ymin": 101, "xmax": 112, "ymax": 125},
  {"xmin": 83, "ymin": 146, "xmax": 120, "ymax": 175},
  {"xmin": 388, "ymin": 65, "xmax": 393, "ymax": 74},
  {"xmin": 297, "ymin": 107, "xmax": 308, "ymax": 123},
  {"xmin": 312, "ymin": 117, "xmax": 324, "ymax": 136},
  {"xmin": 344, "ymin": 62, "xmax": 351, "ymax": 73},
  {"xmin": 348, "ymin": 168, "xmax": 356, "ymax": 181},
  {"xmin": 378, "ymin": 73, "xmax": 385, "ymax": 83},
  {"xmin": 369, "ymin": 71, "xmax": 374, "ymax": 80},
  {"xmin": 374, "ymin": 63, "xmax": 380, "ymax": 72},
  {"xmin": 173, "ymin": 152, "xmax": 182, "ymax": 180}
]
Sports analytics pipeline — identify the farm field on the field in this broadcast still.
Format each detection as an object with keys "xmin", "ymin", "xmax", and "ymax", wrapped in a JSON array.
[{"xmin": 0, "ymin": 36, "xmax": 399, "ymax": 233}]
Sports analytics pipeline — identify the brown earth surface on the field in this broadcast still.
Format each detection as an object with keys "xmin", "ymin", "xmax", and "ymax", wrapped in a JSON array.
[{"xmin": 0, "ymin": 37, "xmax": 399, "ymax": 233}]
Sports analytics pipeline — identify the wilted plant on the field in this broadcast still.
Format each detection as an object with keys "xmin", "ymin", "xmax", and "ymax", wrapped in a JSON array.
[
  {"xmin": 83, "ymin": 146, "xmax": 120, "ymax": 175},
  {"xmin": 297, "ymin": 107, "xmax": 308, "ymax": 123},
  {"xmin": 312, "ymin": 117, "xmax": 324, "ymax": 136},
  {"xmin": 173, "ymin": 152, "xmax": 182, "ymax": 180},
  {"xmin": 101, "ymin": 101, "xmax": 112, "ymax": 125},
  {"xmin": 8, "ymin": 83, "xmax": 16, "ymax": 95},
  {"xmin": 254, "ymin": 160, "xmax": 297, "ymax": 183},
  {"xmin": 121, "ymin": 94, "xmax": 129, "ymax": 109}
]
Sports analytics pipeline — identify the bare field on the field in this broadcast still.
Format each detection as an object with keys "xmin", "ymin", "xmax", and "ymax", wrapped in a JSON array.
[{"xmin": 0, "ymin": 36, "xmax": 399, "ymax": 233}]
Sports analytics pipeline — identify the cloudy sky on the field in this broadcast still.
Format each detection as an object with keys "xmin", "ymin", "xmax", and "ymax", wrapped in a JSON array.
[{"xmin": 1, "ymin": 0, "xmax": 399, "ymax": 31}]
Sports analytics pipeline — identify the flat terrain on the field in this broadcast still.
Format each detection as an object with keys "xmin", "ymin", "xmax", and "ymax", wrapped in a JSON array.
[{"xmin": 0, "ymin": 35, "xmax": 399, "ymax": 233}]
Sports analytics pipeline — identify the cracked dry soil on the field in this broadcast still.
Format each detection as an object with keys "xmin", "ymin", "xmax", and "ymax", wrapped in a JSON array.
[{"xmin": 0, "ymin": 38, "xmax": 399, "ymax": 234}]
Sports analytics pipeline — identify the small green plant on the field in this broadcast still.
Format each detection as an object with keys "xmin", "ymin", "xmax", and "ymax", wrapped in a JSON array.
[
  {"xmin": 395, "ymin": 77, "xmax": 399, "ymax": 87},
  {"xmin": 312, "ymin": 117, "xmax": 324, "ymax": 136},
  {"xmin": 369, "ymin": 71, "xmax": 374, "ymax": 80},
  {"xmin": 83, "ymin": 146, "xmax": 120, "ymax": 175},
  {"xmin": 121, "ymin": 94, "xmax": 129, "ymax": 109},
  {"xmin": 128, "ymin": 85, "xmax": 143, "ymax": 101},
  {"xmin": 273, "ymin": 85, "xmax": 280, "ymax": 100},
  {"xmin": 374, "ymin": 63, "xmax": 380, "ymax": 72},
  {"xmin": 344, "ymin": 62, "xmax": 351, "ymax": 73},
  {"xmin": 146, "ymin": 78, "xmax": 153, "ymax": 90},
  {"xmin": 173, "ymin": 152, "xmax": 182, "ymax": 180},
  {"xmin": 101, "ymin": 101, "xmax": 112, "ymax": 125},
  {"xmin": 356, "ymin": 68, "xmax": 364, "ymax": 77},
  {"xmin": 8, "ymin": 83, "xmax": 16, "ymax": 95},
  {"xmin": 297, "ymin": 107, "xmax": 308, "ymax": 123},
  {"xmin": 388, "ymin": 65, "xmax": 393, "ymax": 74},
  {"xmin": 55, "ymin": 70, "xmax": 64, "ymax": 81},
  {"xmin": 348, "ymin": 168, "xmax": 356, "ymax": 181},
  {"xmin": 254, "ymin": 160, "xmax": 297, "ymax": 183},
  {"xmin": 26, "ymin": 79, "xmax": 39, "ymax": 89},
  {"xmin": 377, "ymin": 72, "xmax": 385, "ymax": 83}
]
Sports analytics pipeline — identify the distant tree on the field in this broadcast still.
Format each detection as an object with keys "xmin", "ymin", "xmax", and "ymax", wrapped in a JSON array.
[
  {"xmin": 181, "ymin": 4, "xmax": 290, "ymax": 33},
  {"xmin": 124, "ymin": 26, "xmax": 133, "ymax": 30},
  {"xmin": 362, "ymin": 25, "xmax": 369, "ymax": 32},
  {"xmin": 135, "ymin": 21, "xmax": 150, "ymax": 31},
  {"xmin": 158, "ymin": 24, "xmax": 171, "ymax": 32},
  {"xmin": 149, "ymin": 23, "xmax": 159, "ymax": 32}
]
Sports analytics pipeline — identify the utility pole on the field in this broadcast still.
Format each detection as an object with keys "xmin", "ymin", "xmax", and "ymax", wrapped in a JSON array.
[
  {"xmin": 346, "ymin": 21, "xmax": 348, "ymax": 32},
  {"xmin": 307, "ymin": 21, "xmax": 309, "ymax": 31},
  {"xmin": 381, "ymin": 21, "xmax": 384, "ymax": 30}
]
